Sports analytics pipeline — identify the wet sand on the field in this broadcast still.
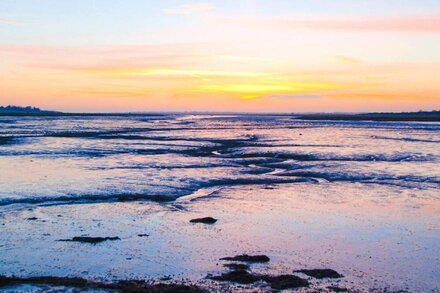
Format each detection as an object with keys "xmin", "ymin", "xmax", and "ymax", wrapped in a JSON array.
[
  {"xmin": 1, "ymin": 182, "xmax": 438, "ymax": 292},
  {"xmin": 0, "ymin": 114, "xmax": 439, "ymax": 292}
]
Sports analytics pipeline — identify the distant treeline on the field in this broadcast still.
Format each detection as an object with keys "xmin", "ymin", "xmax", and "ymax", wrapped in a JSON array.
[
  {"xmin": 0, "ymin": 106, "xmax": 161, "ymax": 117},
  {"xmin": 0, "ymin": 106, "xmax": 58, "ymax": 115}
]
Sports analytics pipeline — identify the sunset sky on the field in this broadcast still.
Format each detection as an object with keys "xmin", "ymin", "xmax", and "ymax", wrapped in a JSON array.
[{"xmin": 1, "ymin": 0, "xmax": 439, "ymax": 112}]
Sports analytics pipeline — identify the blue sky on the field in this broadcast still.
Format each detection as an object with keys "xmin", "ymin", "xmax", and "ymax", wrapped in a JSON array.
[{"xmin": 2, "ymin": 0, "xmax": 440, "ymax": 45}]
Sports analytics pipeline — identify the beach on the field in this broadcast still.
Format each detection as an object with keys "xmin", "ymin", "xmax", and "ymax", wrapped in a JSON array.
[{"xmin": 0, "ymin": 114, "xmax": 439, "ymax": 292}]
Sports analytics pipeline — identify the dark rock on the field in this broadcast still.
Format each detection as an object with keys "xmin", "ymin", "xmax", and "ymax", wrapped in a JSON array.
[
  {"xmin": 223, "ymin": 263, "xmax": 249, "ymax": 270},
  {"xmin": 0, "ymin": 276, "xmax": 87, "ymax": 288},
  {"xmin": 262, "ymin": 275, "xmax": 309, "ymax": 290},
  {"xmin": 116, "ymin": 280, "xmax": 205, "ymax": 292},
  {"xmin": 295, "ymin": 269, "xmax": 343, "ymax": 279},
  {"xmin": 190, "ymin": 217, "xmax": 217, "ymax": 224},
  {"xmin": 211, "ymin": 270, "xmax": 309, "ymax": 289},
  {"xmin": 210, "ymin": 270, "xmax": 260, "ymax": 284},
  {"xmin": 220, "ymin": 254, "xmax": 270, "ymax": 263},
  {"xmin": 58, "ymin": 236, "xmax": 120, "ymax": 244},
  {"xmin": 26, "ymin": 217, "xmax": 38, "ymax": 221},
  {"xmin": 138, "ymin": 234, "xmax": 149, "ymax": 237},
  {"xmin": 0, "ymin": 275, "xmax": 206, "ymax": 292}
]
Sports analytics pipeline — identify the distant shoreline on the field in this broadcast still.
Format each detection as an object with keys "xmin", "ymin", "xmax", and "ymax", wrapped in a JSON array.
[
  {"xmin": 292, "ymin": 111, "xmax": 440, "ymax": 122},
  {"xmin": 0, "ymin": 112, "xmax": 166, "ymax": 117},
  {"xmin": 0, "ymin": 106, "xmax": 439, "ymax": 122}
]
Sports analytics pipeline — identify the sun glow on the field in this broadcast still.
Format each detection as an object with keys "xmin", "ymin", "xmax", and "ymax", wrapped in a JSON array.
[{"xmin": 193, "ymin": 82, "xmax": 342, "ymax": 99}]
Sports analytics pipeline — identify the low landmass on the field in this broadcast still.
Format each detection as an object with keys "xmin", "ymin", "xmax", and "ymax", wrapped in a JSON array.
[
  {"xmin": 1, "ymin": 105, "xmax": 439, "ymax": 121},
  {"xmin": 0, "ymin": 106, "xmax": 59, "ymax": 116},
  {"xmin": 293, "ymin": 111, "xmax": 440, "ymax": 122},
  {"xmin": 0, "ymin": 106, "xmax": 161, "ymax": 117}
]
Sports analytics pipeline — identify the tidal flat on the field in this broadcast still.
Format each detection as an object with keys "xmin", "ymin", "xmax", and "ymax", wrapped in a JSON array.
[{"xmin": 0, "ymin": 114, "xmax": 439, "ymax": 292}]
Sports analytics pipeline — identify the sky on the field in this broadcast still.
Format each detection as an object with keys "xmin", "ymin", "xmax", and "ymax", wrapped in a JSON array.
[{"xmin": 0, "ymin": 0, "xmax": 439, "ymax": 112}]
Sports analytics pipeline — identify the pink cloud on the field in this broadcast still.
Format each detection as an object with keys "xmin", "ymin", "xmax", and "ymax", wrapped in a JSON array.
[
  {"xmin": 226, "ymin": 14, "xmax": 440, "ymax": 33},
  {"xmin": 0, "ymin": 43, "xmax": 217, "ymax": 71}
]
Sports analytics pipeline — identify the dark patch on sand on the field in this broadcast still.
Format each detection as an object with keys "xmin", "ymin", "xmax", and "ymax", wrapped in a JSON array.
[
  {"xmin": 262, "ymin": 274, "xmax": 310, "ymax": 290},
  {"xmin": 221, "ymin": 254, "xmax": 270, "ymax": 263},
  {"xmin": 213, "ymin": 255, "xmax": 341, "ymax": 289},
  {"xmin": 0, "ymin": 275, "xmax": 206, "ymax": 292},
  {"xmin": 296, "ymin": 269, "xmax": 344, "ymax": 279},
  {"xmin": 0, "ymin": 276, "xmax": 88, "ymax": 288},
  {"xmin": 190, "ymin": 217, "xmax": 217, "ymax": 224},
  {"xmin": 116, "ymin": 280, "xmax": 205, "ymax": 293},
  {"xmin": 223, "ymin": 263, "xmax": 250, "ymax": 270},
  {"xmin": 58, "ymin": 236, "xmax": 120, "ymax": 244},
  {"xmin": 210, "ymin": 270, "xmax": 260, "ymax": 284},
  {"xmin": 210, "ymin": 270, "xmax": 309, "ymax": 289}
]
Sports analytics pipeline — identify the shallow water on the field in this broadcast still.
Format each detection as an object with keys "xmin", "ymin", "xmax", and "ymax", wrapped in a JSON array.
[
  {"xmin": 0, "ymin": 114, "xmax": 439, "ymax": 205},
  {"xmin": 0, "ymin": 114, "xmax": 439, "ymax": 291}
]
